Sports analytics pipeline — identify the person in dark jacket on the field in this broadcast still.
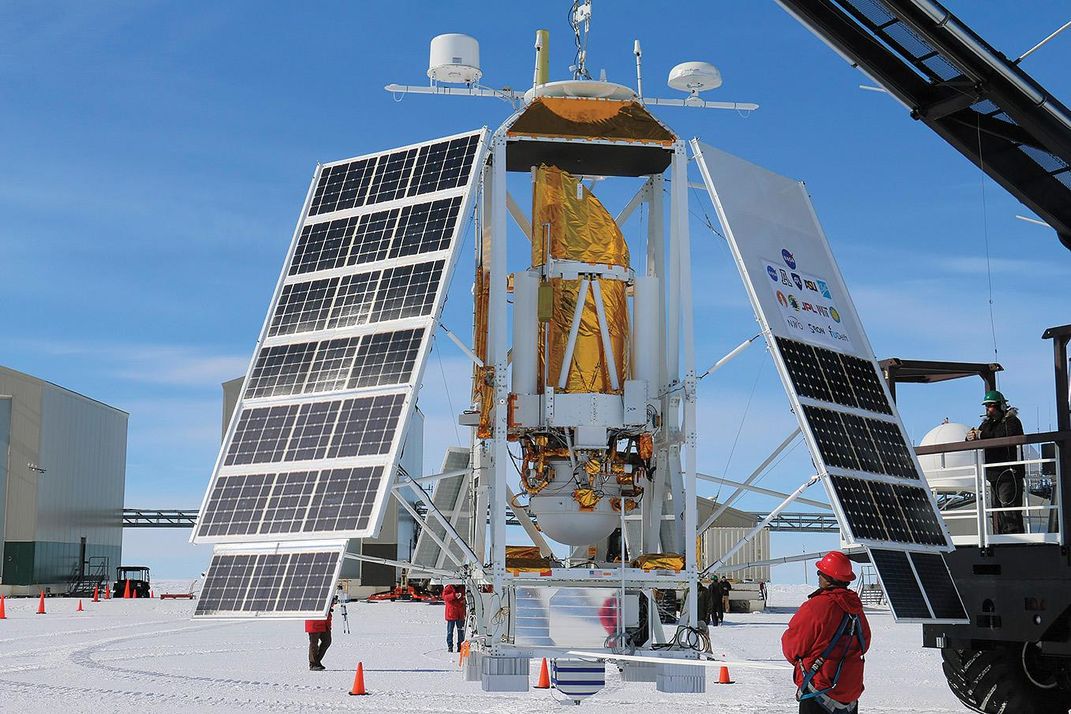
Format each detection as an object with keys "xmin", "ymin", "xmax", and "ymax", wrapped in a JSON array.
[
  {"xmin": 709, "ymin": 576, "xmax": 724, "ymax": 625},
  {"xmin": 304, "ymin": 609, "xmax": 333, "ymax": 671},
  {"xmin": 719, "ymin": 576, "xmax": 733, "ymax": 618},
  {"xmin": 693, "ymin": 581, "xmax": 714, "ymax": 652},
  {"xmin": 966, "ymin": 390, "xmax": 1025, "ymax": 534},
  {"xmin": 443, "ymin": 583, "xmax": 466, "ymax": 653},
  {"xmin": 782, "ymin": 551, "xmax": 870, "ymax": 713}
]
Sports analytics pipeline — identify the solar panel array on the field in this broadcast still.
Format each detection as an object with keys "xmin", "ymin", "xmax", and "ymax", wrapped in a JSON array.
[
  {"xmin": 194, "ymin": 543, "xmax": 346, "ymax": 619},
  {"xmin": 192, "ymin": 129, "xmax": 487, "ymax": 618},
  {"xmin": 411, "ymin": 447, "xmax": 472, "ymax": 571},
  {"xmin": 692, "ymin": 141, "xmax": 964, "ymax": 623},
  {"xmin": 775, "ymin": 337, "xmax": 951, "ymax": 551}
]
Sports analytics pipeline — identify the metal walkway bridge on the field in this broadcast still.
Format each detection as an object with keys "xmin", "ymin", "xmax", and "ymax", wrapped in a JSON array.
[{"xmin": 122, "ymin": 508, "xmax": 839, "ymax": 533}]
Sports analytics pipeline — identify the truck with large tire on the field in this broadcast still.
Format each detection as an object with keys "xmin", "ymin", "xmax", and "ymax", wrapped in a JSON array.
[{"xmin": 881, "ymin": 325, "xmax": 1071, "ymax": 713}]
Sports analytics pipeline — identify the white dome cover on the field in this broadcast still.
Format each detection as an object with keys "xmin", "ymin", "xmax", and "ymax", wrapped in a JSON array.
[{"xmin": 918, "ymin": 422, "xmax": 974, "ymax": 491}]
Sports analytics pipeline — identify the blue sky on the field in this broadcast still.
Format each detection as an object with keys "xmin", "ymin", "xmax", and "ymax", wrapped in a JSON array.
[{"xmin": 3, "ymin": 2, "xmax": 1070, "ymax": 580}]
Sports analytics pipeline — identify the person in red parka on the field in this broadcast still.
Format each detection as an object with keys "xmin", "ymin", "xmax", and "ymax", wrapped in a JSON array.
[
  {"xmin": 304, "ymin": 609, "xmax": 333, "ymax": 671},
  {"xmin": 782, "ymin": 552, "xmax": 870, "ymax": 713},
  {"xmin": 443, "ymin": 583, "xmax": 466, "ymax": 653}
]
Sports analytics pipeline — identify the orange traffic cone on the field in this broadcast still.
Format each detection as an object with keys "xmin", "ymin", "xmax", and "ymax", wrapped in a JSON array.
[
  {"xmin": 535, "ymin": 657, "xmax": 551, "ymax": 689},
  {"xmin": 76, "ymin": 599, "xmax": 83, "ymax": 612},
  {"xmin": 348, "ymin": 662, "xmax": 368, "ymax": 696},
  {"xmin": 0, "ymin": 594, "xmax": 6, "ymax": 619},
  {"xmin": 92, "ymin": 585, "xmax": 99, "ymax": 603},
  {"xmin": 150, "ymin": 589, "xmax": 154, "ymax": 599},
  {"xmin": 715, "ymin": 665, "xmax": 735, "ymax": 684},
  {"xmin": 36, "ymin": 591, "xmax": 46, "ymax": 615},
  {"xmin": 457, "ymin": 640, "xmax": 469, "ymax": 668},
  {"xmin": 123, "ymin": 579, "xmax": 131, "ymax": 599}
]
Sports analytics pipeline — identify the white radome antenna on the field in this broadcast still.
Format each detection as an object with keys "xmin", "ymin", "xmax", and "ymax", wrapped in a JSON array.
[
  {"xmin": 428, "ymin": 33, "xmax": 482, "ymax": 85},
  {"xmin": 668, "ymin": 61, "xmax": 723, "ymax": 105},
  {"xmin": 387, "ymin": 20, "xmax": 757, "ymax": 113}
]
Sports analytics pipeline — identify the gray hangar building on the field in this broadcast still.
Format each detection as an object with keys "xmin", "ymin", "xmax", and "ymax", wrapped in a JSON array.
[{"xmin": 0, "ymin": 365, "xmax": 128, "ymax": 594}]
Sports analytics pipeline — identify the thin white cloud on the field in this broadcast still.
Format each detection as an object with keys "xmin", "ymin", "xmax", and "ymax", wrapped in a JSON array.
[{"xmin": 13, "ymin": 338, "xmax": 247, "ymax": 388}]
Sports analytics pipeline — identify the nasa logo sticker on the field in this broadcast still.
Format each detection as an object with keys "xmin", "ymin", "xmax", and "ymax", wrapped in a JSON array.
[
  {"xmin": 782, "ymin": 248, "xmax": 796, "ymax": 270},
  {"xmin": 767, "ymin": 265, "xmax": 779, "ymax": 281}
]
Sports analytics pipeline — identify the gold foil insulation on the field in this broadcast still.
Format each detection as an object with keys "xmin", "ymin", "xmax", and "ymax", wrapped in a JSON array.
[
  {"xmin": 508, "ymin": 97, "xmax": 676, "ymax": 146},
  {"xmin": 473, "ymin": 264, "xmax": 494, "ymax": 439},
  {"xmin": 532, "ymin": 165, "xmax": 630, "ymax": 267},
  {"xmin": 631, "ymin": 554, "xmax": 685, "ymax": 572},
  {"xmin": 538, "ymin": 278, "xmax": 629, "ymax": 393},
  {"xmin": 533, "ymin": 165, "xmax": 630, "ymax": 394}
]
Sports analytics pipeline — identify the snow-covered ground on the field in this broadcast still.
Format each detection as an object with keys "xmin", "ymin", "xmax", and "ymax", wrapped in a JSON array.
[{"xmin": 0, "ymin": 584, "xmax": 963, "ymax": 713}]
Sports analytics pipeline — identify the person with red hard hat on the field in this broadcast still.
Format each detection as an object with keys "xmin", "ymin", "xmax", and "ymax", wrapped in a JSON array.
[
  {"xmin": 443, "ymin": 583, "xmax": 466, "ymax": 653},
  {"xmin": 782, "ymin": 551, "xmax": 871, "ymax": 713}
]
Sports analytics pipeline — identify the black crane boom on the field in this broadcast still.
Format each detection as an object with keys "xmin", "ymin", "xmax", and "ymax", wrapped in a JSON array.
[{"xmin": 777, "ymin": 0, "xmax": 1071, "ymax": 252}]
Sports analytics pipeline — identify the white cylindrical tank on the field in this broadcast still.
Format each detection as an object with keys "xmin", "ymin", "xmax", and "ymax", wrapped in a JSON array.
[
  {"xmin": 632, "ymin": 275, "xmax": 659, "ymax": 390},
  {"xmin": 918, "ymin": 422, "xmax": 975, "ymax": 491},
  {"xmin": 512, "ymin": 271, "xmax": 539, "ymax": 396},
  {"xmin": 428, "ymin": 33, "xmax": 482, "ymax": 84}
]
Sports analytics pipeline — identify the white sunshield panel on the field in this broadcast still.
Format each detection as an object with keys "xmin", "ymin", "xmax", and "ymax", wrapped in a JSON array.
[
  {"xmin": 411, "ymin": 447, "xmax": 472, "ymax": 572},
  {"xmin": 692, "ymin": 140, "xmax": 965, "ymax": 624},
  {"xmin": 193, "ymin": 541, "xmax": 347, "ymax": 619},
  {"xmin": 194, "ymin": 129, "xmax": 488, "ymax": 555}
]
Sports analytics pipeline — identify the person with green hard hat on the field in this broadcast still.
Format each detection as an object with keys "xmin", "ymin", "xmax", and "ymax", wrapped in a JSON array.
[{"xmin": 966, "ymin": 389, "xmax": 1025, "ymax": 534}]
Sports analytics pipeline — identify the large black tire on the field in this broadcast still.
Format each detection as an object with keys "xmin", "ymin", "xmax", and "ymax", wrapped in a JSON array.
[{"xmin": 942, "ymin": 646, "xmax": 1071, "ymax": 714}]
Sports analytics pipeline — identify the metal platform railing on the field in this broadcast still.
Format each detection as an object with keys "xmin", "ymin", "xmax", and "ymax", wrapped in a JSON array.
[{"xmin": 917, "ymin": 432, "xmax": 1071, "ymax": 547}]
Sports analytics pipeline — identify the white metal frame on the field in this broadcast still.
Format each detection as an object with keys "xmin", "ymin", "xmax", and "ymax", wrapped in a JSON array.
[{"xmin": 461, "ymin": 126, "xmax": 702, "ymax": 661}]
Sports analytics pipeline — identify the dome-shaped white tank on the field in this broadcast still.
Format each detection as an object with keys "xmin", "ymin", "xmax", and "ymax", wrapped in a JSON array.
[
  {"xmin": 428, "ymin": 33, "xmax": 482, "ymax": 84},
  {"xmin": 918, "ymin": 422, "xmax": 975, "ymax": 491}
]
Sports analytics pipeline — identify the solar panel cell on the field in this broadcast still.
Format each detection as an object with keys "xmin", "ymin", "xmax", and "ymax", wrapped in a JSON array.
[
  {"xmin": 870, "ymin": 549, "xmax": 930, "ymax": 620},
  {"xmin": 910, "ymin": 552, "xmax": 968, "ymax": 620},
  {"xmin": 370, "ymin": 260, "xmax": 444, "ymax": 323},
  {"xmin": 348, "ymin": 328, "xmax": 424, "ymax": 389},
  {"xmin": 776, "ymin": 338, "xmax": 894, "ymax": 416},
  {"xmin": 327, "ymin": 393, "xmax": 406, "ymax": 458},
  {"xmin": 196, "ymin": 468, "xmax": 385, "ymax": 539},
  {"xmin": 308, "ymin": 134, "xmax": 480, "ymax": 217},
  {"xmin": 803, "ymin": 405, "xmax": 920, "ymax": 481},
  {"xmin": 195, "ymin": 548, "xmax": 343, "ymax": 618},
  {"xmin": 225, "ymin": 394, "xmax": 403, "ymax": 466},
  {"xmin": 327, "ymin": 271, "xmax": 380, "ymax": 330}
]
